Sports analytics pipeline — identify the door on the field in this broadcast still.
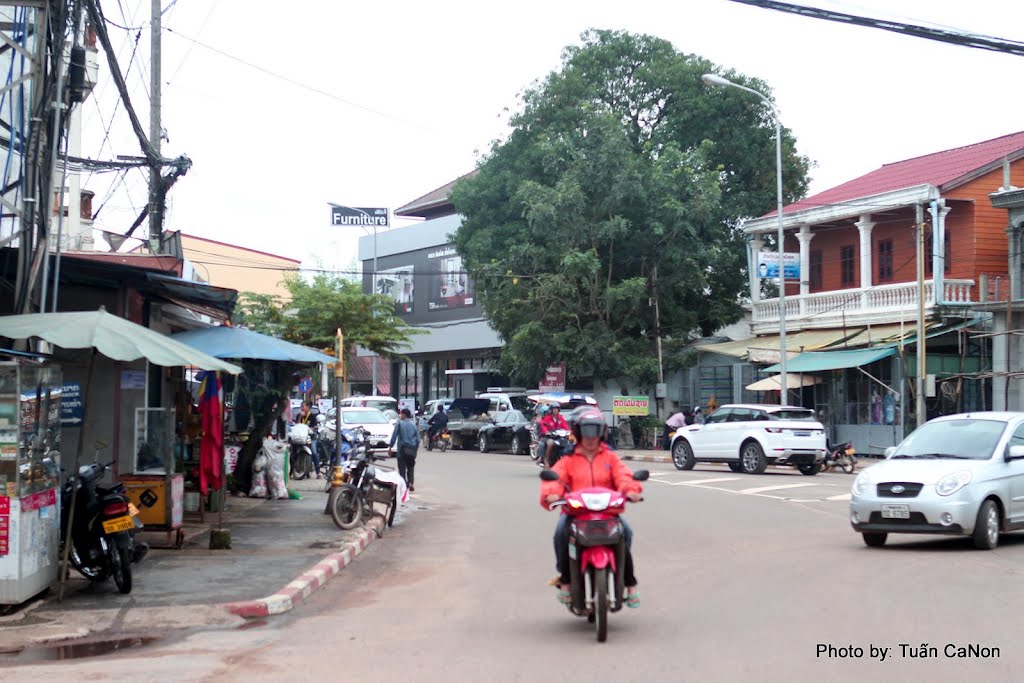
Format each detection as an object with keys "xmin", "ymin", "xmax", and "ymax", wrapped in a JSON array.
[
  {"xmin": 689, "ymin": 407, "xmax": 731, "ymax": 458},
  {"xmin": 1006, "ymin": 423, "xmax": 1024, "ymax": 524}
]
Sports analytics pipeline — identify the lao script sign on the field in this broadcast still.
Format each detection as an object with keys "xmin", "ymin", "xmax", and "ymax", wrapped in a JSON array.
[{"xmin": 612, "ymin": 396, "xmax": 651, "ymax": 417}]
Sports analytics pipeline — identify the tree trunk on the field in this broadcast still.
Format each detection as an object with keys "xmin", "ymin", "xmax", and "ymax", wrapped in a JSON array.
[{"xmin": 231, "ymin": 368, "xmax": 296, "ymax": 495}]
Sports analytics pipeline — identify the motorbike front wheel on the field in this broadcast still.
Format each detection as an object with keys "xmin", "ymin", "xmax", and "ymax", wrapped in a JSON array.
[
  {"xmin": 593, "ymin": 567, "xmax": 609, "ymax": 643},
  {"xmin": 110, "ymin": 541, "xmax": 133, "ymax": 594},
  {"xmin": 292, "ymin": 449, "xmax": 313, "ymax": 480},
  {"xmin": 329, "ymin": 484, "xmax": 364, "ymax": 530},
  {"xmin": 839, "ymin": 455, "xmax": 855, "ymax": 474}
]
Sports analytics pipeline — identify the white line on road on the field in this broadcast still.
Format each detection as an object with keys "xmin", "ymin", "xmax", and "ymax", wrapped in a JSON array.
[
  {"xmin": 739, "ymin": 483, "xmax": 818, "ymax": 495},
  {"xmin": 671, "ymin": 477, "xmax": 743, "ymax": 486},
  {"xmin": 826, "ymin": 493, "xmax": 852, "ymax": 501}
]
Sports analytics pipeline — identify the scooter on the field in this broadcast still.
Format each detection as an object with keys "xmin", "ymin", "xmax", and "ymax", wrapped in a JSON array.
[
  {"xmin": 288, "ymin": 422, "xmax": 315, "ymax": 480},
  {"xmin": 540, "ymin": 467, "xmax": 649, "ymax": 642},
  {"xmin": 539, "ymin": 428, "xmax": 572, "ymax": 467},
  {"xmin": 60, "ymin": 459, "xmax": 146, "ymax": 594},
  {"xmin": 822, "ymin": 441, "xmax": 857, "ymax": 473}
]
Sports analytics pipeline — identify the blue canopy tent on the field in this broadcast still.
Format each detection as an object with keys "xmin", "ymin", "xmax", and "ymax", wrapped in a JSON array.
[{"xmin": 170, "ymin": 326, "xmax": 335, "ymax": 364}]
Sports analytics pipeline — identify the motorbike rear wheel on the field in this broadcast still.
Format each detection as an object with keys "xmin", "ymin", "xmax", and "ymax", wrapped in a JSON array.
[
  {"xmin": 329, "ymin": 484, "xmax": 364, "ymax": 530},
  {"xmin": 593, "ymin": 567, "xmax": 609, "ymax": 642},
  {"xmin": 839, "ymin": 455, "xmax": 855, "ymax": 474},
  {"xmin": 111, "ymin": 542, "xmax": 132, "ymax": 594}
]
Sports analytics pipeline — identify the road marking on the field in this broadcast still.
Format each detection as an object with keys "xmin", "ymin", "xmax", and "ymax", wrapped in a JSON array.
[
  {"xmin": 826, "ymin": 493, "xmax": 852, "ymax": 501},
  {"xmin": 739, "ymin": 483, "xmax": 817, "ymax": 495},
  {"xmin": 673, "ymin": 477, "xmax": 743, "ymax": 486}
]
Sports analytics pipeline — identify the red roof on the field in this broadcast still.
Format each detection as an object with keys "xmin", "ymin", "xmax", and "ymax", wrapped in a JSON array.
[
  {"xmin": 780, "ymin": 130, "xmax": 1024, "ymax": 215},
  {"xmin": 61, "ymin": 251, "xmax": 182, "ymax": 276}
]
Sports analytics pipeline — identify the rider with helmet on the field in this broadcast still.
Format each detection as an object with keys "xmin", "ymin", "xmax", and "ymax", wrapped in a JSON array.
[
  {"xmin": 538, "ymin": 402, "xmax": 570, "ymax": 467},
  {"xmin": 539, "ymin": 407, "xmax": 643, "ymax": 608}
]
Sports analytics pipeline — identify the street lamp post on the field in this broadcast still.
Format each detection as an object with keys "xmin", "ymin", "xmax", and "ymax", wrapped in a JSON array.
[{"xmin": 702, "ymin": 74, "xmax": 788, "ymax": 405}]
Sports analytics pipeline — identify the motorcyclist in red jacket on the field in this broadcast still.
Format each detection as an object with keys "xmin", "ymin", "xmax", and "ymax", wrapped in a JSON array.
[{"xmin": 538, "ymin": 403, "xmax": 570, "ymax": 467}]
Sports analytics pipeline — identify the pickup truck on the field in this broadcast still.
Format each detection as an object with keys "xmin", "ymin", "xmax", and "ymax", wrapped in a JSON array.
[{"xmin": 443, "ymin": 398, "xmax": 493, "ymax": 450}]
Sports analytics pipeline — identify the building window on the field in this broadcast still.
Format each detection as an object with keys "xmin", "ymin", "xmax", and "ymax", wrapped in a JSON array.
[
  {"xmin": 809, "ymin": 250, "xmax": 823, "ymax": 291},
  {"xmin": 877, "ymin": 239, "xmax": 893, "ymax": 281},
  {"xmin": 840, "ymin": 245, "xmax": 856, "ymax": 287}
]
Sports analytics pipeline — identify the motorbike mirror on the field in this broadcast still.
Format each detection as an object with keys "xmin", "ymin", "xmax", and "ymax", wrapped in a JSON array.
[
  {"xmin": 632, "ymin": 469, "xmax": 650, "ymax": 481},
  {"xmin": 539, "ymin": 469, "xmax": 560, "ymax": 481}
]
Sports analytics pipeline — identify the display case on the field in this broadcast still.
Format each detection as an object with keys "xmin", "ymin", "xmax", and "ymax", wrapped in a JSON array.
[
  {"xmin": 126, "ymin": 407, "xmax": 183, "ymax": 547},
  {"xmin": 0, "ymin": 361, "xmax": 62, "ymax": 605}
]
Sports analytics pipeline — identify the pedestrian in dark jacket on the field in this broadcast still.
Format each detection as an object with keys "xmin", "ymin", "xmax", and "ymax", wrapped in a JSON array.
[{"xmin": 389, "ymin": 408, "xmax": 420, "ymax": 492}]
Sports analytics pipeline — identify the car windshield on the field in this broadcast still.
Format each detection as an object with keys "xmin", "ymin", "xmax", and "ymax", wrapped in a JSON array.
[
  {"xmin": 768, "ymin": 409, "xmax": 816, "ymax": 421},
  {"xmin": 890, "ymin": 419, "xmax": 1007, "ymax": 460},
  {"xmin": 342, "ymin": 410, "xmax": 389, "ymax": 425},
  {"xmin": 510, "ymin": 396, "xmax": 532, "ymax": 412}
]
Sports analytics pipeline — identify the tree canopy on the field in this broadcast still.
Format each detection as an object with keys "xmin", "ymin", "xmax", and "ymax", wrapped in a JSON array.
[{"xmin": 451, "ymin": 29, "xmax": 811, "ymax": 387}]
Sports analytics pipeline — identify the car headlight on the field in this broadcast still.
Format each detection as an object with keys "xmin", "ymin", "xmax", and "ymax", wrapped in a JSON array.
[
  {"xmin": 936, "ymin": 470, "xmax": 972, "ymax": 496},
  {"xmin": 851, "ymin": 473, "xmax": 872, "ymax": 497}
]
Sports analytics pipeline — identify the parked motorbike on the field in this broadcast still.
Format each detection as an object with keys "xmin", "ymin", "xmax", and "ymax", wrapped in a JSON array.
[
  {"xmin": 327, "ymin": 439, "xmax": 397, "ymax": 530},
  {"xmin": 60, "ymin": 459, "xmax": 147, "ymax": 594},
  {"xmin": 539, "ymin": 467, "xmax": 649, "ymax": 642},
  {"xmin": 822, "ymin": 441, "xmax": 857, "ymax": 473},
  {"xmin": 321, "ymin": 425, "xmax": 367, "ymax": 493},
  {"xmin": 288, "ymin": 422, "xmax": 315, "ymax": 480}
]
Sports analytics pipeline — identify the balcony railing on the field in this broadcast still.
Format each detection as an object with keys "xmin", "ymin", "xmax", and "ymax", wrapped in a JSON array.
[{"xmin": 750, "ymin": 279, "xmax": 975, "ymax": 334}]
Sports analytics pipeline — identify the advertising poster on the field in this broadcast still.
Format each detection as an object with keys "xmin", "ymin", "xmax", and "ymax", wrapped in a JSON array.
[
  {"xmin": 375, "ymin": 265, "xmax": 415, "ymax": 315},
  {"xmin": 427, "ymin": 247, "xmax": 474, "ymax": 311},
  {"xmin": 612, "ymin": 396, "xmax": 651, "ymax": 416},
  {"xmin": 756, "ymin": 251, "xmax": 800, "ymax": 279}
]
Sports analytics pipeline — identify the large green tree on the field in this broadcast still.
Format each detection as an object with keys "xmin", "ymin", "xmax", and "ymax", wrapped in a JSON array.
[
  {"xmin": 228, "ymin": 273, "xmax": 420, "ymax": 492},
  {"xmin": 451, "ymin": 29, "xmax": 810, "ymax": 388}
]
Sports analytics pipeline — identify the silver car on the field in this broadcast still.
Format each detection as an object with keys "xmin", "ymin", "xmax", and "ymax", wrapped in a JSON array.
[{"xmin": 850, "ymin": 412, "xmax": 1024, "ymax": 549}]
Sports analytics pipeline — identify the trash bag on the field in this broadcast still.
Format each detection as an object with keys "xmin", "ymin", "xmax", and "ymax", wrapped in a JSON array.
[{"xmin": 249, "ymin": 451, "xmax": 268, "ymax": 498}]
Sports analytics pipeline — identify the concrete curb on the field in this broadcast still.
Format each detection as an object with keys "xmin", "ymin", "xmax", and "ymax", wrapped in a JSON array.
[{"xmin": 221, "ymin": 517, "xmax": 384, "ymax": 618}]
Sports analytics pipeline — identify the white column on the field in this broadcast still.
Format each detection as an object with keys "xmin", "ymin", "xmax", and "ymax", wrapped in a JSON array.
[
  {"xmin": 855, "ymin": 214, "xmax": 875, "ymax": 308},
  {"xmin": 749, "ymin": 235, "xmax": 764, "ymax": 303},
  {"xmin": 795, "ymin": 225, "xmax": 814, "ymax": 315},
  {"xmin": 932, "ymin": 202, "xmax": 951, "ymax": 302}
]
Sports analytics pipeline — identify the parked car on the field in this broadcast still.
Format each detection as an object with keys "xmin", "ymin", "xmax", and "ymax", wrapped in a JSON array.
[
  {"xmin": 850, "ymin": 412, "xmax": 1024, "ymax": 549},
  {"xmin": 478, "ymin": 409, "xmax": 534, "ymax": 455},
  {"xmin": 332, "ymin": 407, "xmax": 394, "ymax": 453},
  {"xmin": 339, "ymin": 395, "xmax": 399, "ymax": 414},
  {"xmin": 669, "ymin": 404, "xmax": 827, "ymax": 475}
]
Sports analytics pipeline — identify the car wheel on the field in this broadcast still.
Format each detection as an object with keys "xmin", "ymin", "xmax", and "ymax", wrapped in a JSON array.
[
  {"xmin": 478, "ymin": 433, "xmax": 490, "ymax": 453},
  {"xmin": 671, "ymin": 440, "xmax": 695, "ymax": 470},
  {"xmin": 740, "ymin": 441, "xmax": 767, "ymax": 474},
  {"xmin": 862, "ymin": 532, "xmax": 887, "ymax": 547},
  {"xmin": 972, "ymin": 499, "xmax": 1000, "ymax": 550},
  {"xmin": 798, "ymin": 462, "xmax": 821, "ymax": 476},
  {"xmin": 511, "ymin": 434, "xmax": 523, "ymax": 455},
  {"xmin": 727, "ymin": 462, "xmax": 743, "ymax": 473}
]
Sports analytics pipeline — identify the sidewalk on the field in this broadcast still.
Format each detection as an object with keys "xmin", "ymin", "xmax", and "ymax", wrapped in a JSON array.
[{"xmin": 0, "ymin": 475, "xmax": 390, "ymax": 655}]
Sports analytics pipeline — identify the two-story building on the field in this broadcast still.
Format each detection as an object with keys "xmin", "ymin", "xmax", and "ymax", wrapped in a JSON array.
[{"xmin": 698, "ymin": 130, "xmax": 1024, "ymax": 452}]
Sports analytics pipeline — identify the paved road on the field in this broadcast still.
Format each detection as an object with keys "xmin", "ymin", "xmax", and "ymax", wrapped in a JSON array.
[{"xmin": 3, "ymin": 451, "xmax": 1021, "ymax": 681}]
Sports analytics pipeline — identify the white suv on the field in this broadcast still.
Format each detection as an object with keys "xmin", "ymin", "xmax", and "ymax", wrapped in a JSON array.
[{"xmin": 670, "ymin": 404, "xmax": 827, "ymax": 475}]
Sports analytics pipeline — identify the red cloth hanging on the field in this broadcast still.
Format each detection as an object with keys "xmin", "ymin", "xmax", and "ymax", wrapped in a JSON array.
[{"xmin": 198, "ymin": 370, "xmax": 224, "ymax": 495}]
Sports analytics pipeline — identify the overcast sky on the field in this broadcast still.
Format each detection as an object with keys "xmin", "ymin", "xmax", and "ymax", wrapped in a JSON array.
[{"xmin": 80, "ymin": 0, "xmax": 1024, "ymax": 275}]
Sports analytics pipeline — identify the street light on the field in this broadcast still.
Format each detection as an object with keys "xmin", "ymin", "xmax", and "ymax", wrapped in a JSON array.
[{"xmin": 702, "ymin": 73, "xmax": 788, "ymax": 405}]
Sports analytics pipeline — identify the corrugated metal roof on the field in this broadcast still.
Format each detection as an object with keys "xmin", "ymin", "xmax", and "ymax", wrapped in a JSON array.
[
  {"xmin": 767, "ymin": 130, "xmax": 1024, "ymax": 217},
  {"xmin": 697, "ymin": 327, "xmax": 863, "ymax": 359}
]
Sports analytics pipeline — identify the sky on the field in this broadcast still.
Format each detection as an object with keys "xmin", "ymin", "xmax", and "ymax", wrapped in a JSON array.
[{"xmin": 79, "ymin": 0, "xmax": 1024, "ymax": 275}]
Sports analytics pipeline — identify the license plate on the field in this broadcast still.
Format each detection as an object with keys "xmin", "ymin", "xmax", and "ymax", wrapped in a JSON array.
[
  {"xmin": 793, "ymin": 431, "xmax": 810, "ymax": 437},
  {"xmin": 881, "ymin": 504, "xmax": 910, "ymax": 519},
  {"xmin": 846, "ymin": 447, "xmax": 857, "ymax": 455},
  {"xmin": 102, "ymin": 515, "xmax": 134, "ymax": 534}
]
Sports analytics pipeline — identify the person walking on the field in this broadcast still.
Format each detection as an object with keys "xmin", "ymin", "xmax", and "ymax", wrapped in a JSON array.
[{"xmin": 389, "ymin": 408, "xmax": 420, "ymax": 492}]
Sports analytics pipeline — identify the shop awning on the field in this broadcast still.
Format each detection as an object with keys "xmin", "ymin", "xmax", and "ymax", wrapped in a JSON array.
[
  {"xmin": 698, "ymin": 328, "xmax": 863, "ymax": 359},
  {"xmin": 745, "ymin": 374, "xmax": 821, "ymax": 391},
  {"xmin": 171, "ymin": 326, "xmax": 335, "ymax": 364},
  {"xmin": 763, "ymin": 346, "xmax": 897, "ymax": 373}
]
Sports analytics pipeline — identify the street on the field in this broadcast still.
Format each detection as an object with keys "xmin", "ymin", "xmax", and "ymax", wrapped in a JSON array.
[{"xmin": 3, "ymin": 448, "xmax": 1023, "ymax": 682}]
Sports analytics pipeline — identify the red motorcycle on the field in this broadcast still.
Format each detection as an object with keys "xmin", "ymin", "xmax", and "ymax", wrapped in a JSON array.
[{"xmin": 540, "ymin": 468, "xmax": 649, "ymax": 642}]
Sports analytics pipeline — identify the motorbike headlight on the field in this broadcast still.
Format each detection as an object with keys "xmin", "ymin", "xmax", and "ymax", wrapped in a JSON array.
[
  {"xmin": 936, "ymin": 470, "xmax": 972, "ymax": 497},
  {"xmin": 851, "ymin": 473, "xmax": 872, "ymax": 498}
]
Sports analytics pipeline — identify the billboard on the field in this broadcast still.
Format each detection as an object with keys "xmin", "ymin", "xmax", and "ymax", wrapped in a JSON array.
[
  {"xmin": 756, "ymin": 251, "xmax": 799, "ymax": 279},
  {"xmin": 427, "ymin": 246, "xmax": 474, "ymax": 311},
  {"xmin": 375, "ymin": 265, "xmax": 414, "ymax": 315}
]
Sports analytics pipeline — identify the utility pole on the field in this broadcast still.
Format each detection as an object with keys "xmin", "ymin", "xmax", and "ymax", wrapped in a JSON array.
[
  {"xmin": 916, "ymin": 204, "xmax": 927, "ymax": 427},
  {"xmin": 335, "ymin": 329, "xmax": 344, "ymax": 463},
  {"xmin": 652, "ymin": 264, "xmax": 665, "ymax": 421},
  {"xmin": 148, "ymin": 0, "xmax": 162, "ymax": 254}
]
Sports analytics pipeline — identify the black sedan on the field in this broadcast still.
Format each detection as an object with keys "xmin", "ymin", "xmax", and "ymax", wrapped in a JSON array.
[{"xmin": 477, "ymin": 409, "xmax": 533, "ymax": 455}]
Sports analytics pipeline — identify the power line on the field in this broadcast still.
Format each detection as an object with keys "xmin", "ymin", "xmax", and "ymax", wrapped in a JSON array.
[{"xmin": 728, "ymin": 0, "xmax": 1024, "ymax": 57}]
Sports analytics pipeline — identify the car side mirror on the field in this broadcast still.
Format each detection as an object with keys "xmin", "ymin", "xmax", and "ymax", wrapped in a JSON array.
[
  {"xmin": 1005, "ymin": 445, "xmax": 1024, "ymax": 461},
  {"xmin": 539, "ymin": 469, "xmax": 560, "ymax": 481},
  {"xmin": 884, "ymin": 446, "xmax": 896, "ymax": 458},
  {"xmin": 632, "ymin": 469, "xmax": 650, "ymax": 481}
]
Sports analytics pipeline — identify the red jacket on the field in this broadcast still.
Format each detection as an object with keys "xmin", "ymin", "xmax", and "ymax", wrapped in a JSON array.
[
  {"xmin": 539, "ymin": 443, "xmax": 643, "ymax": 509},
  {"xmin": 539, "ymin": 413, "xmax": 569, "ymax": 436}
]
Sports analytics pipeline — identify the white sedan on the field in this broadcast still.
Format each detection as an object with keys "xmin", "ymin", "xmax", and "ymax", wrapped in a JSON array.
[
  {"xmin": 851, "ymin": 412, "xmax": 1024, "ymax": 549},
  {"xmin": 328, "ymin": 407, "xmax": 395, "ymax": 453}
]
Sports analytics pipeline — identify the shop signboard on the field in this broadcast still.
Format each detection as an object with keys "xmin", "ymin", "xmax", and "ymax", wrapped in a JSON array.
[
  {"xmin": 539, "ymin": 364, "xmax": 566, "ymax": 393},
  {"xmin": 612, "ymin": 396, "xmax": 651, "ymax": 416},
  {"xmin": 60, "ymin": 382, "xmax": 82, "ymax": 426},
  {"xmin": 756, "ymin": 251, "xmax": 799, "ymax": 279},
  {"xmin": 0, "ymin": 496, "xmax": 8, "ymax": 556}
]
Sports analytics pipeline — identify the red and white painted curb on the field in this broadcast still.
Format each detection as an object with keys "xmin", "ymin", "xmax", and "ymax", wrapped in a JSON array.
[{"xmin": 221, "ymin": 519, "xmax": 383, "ymax": 618}]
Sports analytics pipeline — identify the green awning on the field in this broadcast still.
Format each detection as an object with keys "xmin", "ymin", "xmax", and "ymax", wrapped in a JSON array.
[{"xmin": 763, "ymin": 346, "xmax": 897, "ymax": 373}]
